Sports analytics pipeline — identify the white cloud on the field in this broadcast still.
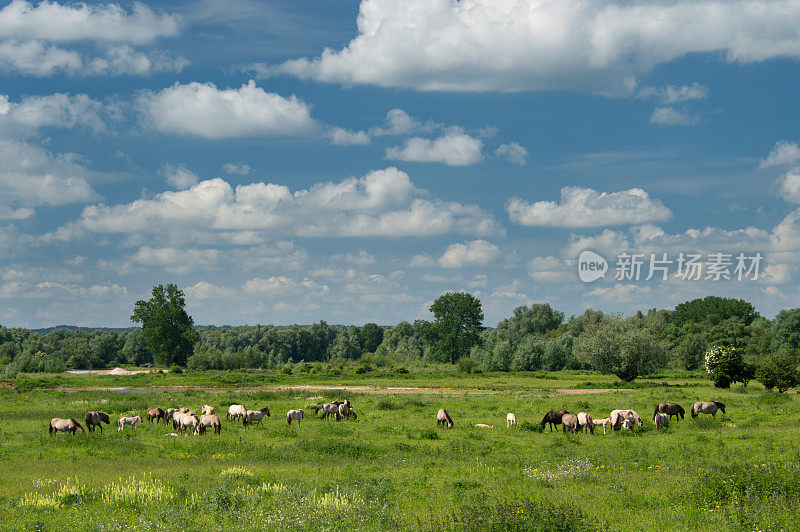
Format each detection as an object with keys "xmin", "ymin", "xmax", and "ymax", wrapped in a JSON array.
[
  {"xmin": 331, "ymin": 249, "xmax": 376, "ymax": 266},
  {"xmin": 86, "ymin": 45, "xmax": 187, "ymax": 75},
  {"xmin": 223, "ymin": 162, "xmax": 251, "ymax": 176},
  {"xmin": 0, "ymin": 139, "xmax": 99, "ymax": 207},
  {"xmin": 588, "ymin": 283, "xmax": 651, "ymax": 303},
  {"xmin": 760, "ymin": 140, "xmax": 800, "ymax": 168},
  {"xmin": 527, "ymin": 256, "xmax": 571, "ymax": 282},
  {"xmin": 439, "ymin": 239, "xmax": 499, "ymax": 268},
  {"xmin": 57, "ymin": 167, "xmax": 503, "ymax": 242},
  {"xmin": 495, "ymin": 142, "xmax": 528, "ymax": 165},
  {"xmin": 637, "ymin": 83, "xmax": 709, "ymax": 104},
  {"xmin": 408, "ymin": 253, "xmax": 436, "ymax": 268},
  {"xmin": 649, "ymin": 106, "xmax": 699, "ymax": 126},
  {"xmin": 160, "ymin": 163, "xmax": 198, "ymax": 189},
  {"xmin": 243, "ymin": 276, "xmax": 329, "ymax": 296},
  {"xmin": 2, "ymin": 92, "xmax": 106, "ymax": 134},
  {"xmin": 138, "ymin": 80, "xmax": 318, "ymax": 139},
  {"xmin": 326, "ymin": 126, "xmax": 370, "ymax": 145},
  {"xmin": 369, "ymin": 108, "xmax": 440, "ymax": 136},
  {"xmin": 0, "ymin": 39, "xmax": 80, "ymax": 75},
  {"xmin": 386, "ymin": 132, "xmax": 483, "ymax": 166},
  {"xmin": 507, "ymin": 186, "xmax": 672, "ymax": 228},
  {"xmin": 0, "ymin": 1, "xmax": 182, "ymax": 44},
  {"xmin": 777, "ymin": 169, "xmax": 800, "ymax": 203},
  {"xmin": 270, "ymin": 0, "xmax": 800, "ymax": 95},
  {"xmin": 185, "ymin": 281, "xmax": 234, "ymax": 300},
  {"xmin": 132, "ymin": 246, "xmax": 220, "ymax": 273}
]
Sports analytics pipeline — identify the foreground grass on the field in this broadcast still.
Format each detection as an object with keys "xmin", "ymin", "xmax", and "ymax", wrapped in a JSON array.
[{"xmin": 0, "ymin": 371, "xmax": 798, "ymax": 530}]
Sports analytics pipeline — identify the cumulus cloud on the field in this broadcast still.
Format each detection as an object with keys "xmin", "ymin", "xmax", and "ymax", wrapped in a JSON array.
[
  {"xmin": 386, "ymin": 132, "xmax": 483, "ymax": 166},
  {"xmin": 438, "ymin": 239, "xmax": 499, "ymax": 268},
  {"xmin": 86, "ymin": 45, "xmax": 187, "ymax": 75},
  {"xmin": 507, "ymin": 186, "xmax": 672, "ymax": 228},
  {"xmin": 0, "ymin": 1, "xmax": 182, "ymax": 44},
  {"xmin": 636, "ymin": 83, "xmax": 709, "ymax": 104},
  {"xmin": 527, "ymin": 256, "xmax": 571, "ymax": 282},
  {"xmin": 369, "ymin": 108, "xmax": 440, "ymax": 136},
  {"xmin": 55, "ymin": 167, "xmax": 502, "ymax": 243},
  {"xmin": 269, "ymin": 0, "xmax": 800, "ymax": 94},
  {"xmin": 649, "ymin": 106, "xmax": 699, "ymax": 126},
  {"xmin": 138, "ymin": 80, "xmax": 318, "ymax": 139},
  {"xmin": 495, "ymin": 142, "xmax": 528, "ymax": 165},
  {"xmin": 331, "ymin": 249, "xmax": 376, "ymax": 266},
  {"xmin": 777, "ymin": 169, "xmax": 800, "ymax": 203},
  {"xmin": 326, "ymin": 126, "xmax": 370, "ymax": 145},
  {"xmin": 223, "ymin": 162, "xmax": 251, "ymax": 176},
  {"xmin": 408, "ymin": 253, "xmax": 436, "ymax": 268},
  {"xmin": 0, "ymin": 139, "xmax": 99, "ymax": 208},
  {"xmin": 0, "ymin": 39, "xmax": 80, "ymax": 75},
  {"xmin": 184, "ymin": 281, "xmax": 234, "ymax": 300},
  {"xmin": 132, "ymin": 246, "xmax": 220, "ymax": 273},
  {"xmin": 159, "ymin": 163, "xmax": 198, "ymax": 189},
  {"xmin": 1, "ymin": 92, "xmax": 106, "ymax": 134},
  {"xmin": 760, "ymin": 140, "xmax": 800, "ymax": 168}
]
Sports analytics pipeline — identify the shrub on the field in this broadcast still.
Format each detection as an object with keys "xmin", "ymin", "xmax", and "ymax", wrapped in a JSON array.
[
  {"xmin": 520, "ymin": 421, "xmax": 543, "ymax": 433},
  {"xmin": 756, "ymin": 351, "xmax": 799, "ymax": 392},
  {"xmin": 169, "ymin": 365, "xmax": 183, "ymax": 374},
  {"xmin": 704, "ymin": 345, "xmax": 744, "ymax": 388},
  {"xmin": 457, "ymin": 357, "xmax": 479, "ymax": 374}
]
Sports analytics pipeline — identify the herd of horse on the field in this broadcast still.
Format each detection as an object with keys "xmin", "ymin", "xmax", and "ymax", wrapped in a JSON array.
[
  {"xmin": 47, "ymin": 399, "xmax": 725, "ymax": 437},
  {"xmin": 48, "ymin": 400, "xmax": 360, "ymax": 436},
  {"xmin": 434, "ymin": 401, "xmax": 726, "ymax": 434}
]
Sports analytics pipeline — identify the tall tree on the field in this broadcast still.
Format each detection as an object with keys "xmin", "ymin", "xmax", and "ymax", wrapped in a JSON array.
[
  {"xmin": 131, "ymin": 284, "xmax": 199, "ymax": 366},
  {"xmin": 425, "ymin": 292, "xmax": 484, "ymax": 364}
]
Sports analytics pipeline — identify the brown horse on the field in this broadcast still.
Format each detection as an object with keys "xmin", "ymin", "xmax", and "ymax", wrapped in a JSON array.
[
  {"xmin": 654, "ymin": 403, "xmax": 685, "ymax": 421},
  {"xmin": 84, "ymin": 411, "xmax": 110, "ymax": 433},
  {"xmin": 49, "ymin": 418, "xmax": 84, "ymax": 435},
  {"xmin": 437, "ymin": 408, "xmax": 454, "ymax": 428},
  {"xmin": 540, "ymin": 410, "xmax": 569, "ymax": 432},
  {"xmin": 147, "ymin": 407, "xmax": 165, "ymax": 424}
]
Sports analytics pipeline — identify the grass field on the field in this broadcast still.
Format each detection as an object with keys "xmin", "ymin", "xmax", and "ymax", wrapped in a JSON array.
[{"xmin": 1, "ymin": 369, "xmax": 799, "ymax": 531}]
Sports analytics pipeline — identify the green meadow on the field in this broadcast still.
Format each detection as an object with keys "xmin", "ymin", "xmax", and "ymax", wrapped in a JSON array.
[{"xmin": 1, "ymin": 369, "xmax": 799, "ymax": 531}]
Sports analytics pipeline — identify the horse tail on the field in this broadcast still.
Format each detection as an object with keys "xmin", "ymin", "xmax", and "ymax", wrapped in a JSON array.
[{"xmin": 653, "ymin": 404, "xmax": 659, "ymax": 420}]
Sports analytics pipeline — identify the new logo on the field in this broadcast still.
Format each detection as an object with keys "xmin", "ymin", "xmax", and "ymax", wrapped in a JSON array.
[{"xmin": 577, "ymin": 250, "xmax": 607, "ymax": 283}]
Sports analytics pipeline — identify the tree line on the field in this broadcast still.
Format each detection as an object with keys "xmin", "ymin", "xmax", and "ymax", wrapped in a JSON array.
[{"xmin": 1, "ymin": 287, "xmax": 798, "ymax": 391}]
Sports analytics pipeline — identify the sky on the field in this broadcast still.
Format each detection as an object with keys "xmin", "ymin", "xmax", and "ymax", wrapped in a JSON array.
[{"xmin": 2, "ymin": 0, "xmax": 800, "ymax": 328}]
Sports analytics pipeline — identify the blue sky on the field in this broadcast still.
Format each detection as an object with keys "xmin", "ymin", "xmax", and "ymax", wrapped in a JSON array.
[{"xmin": 2, "ymin": 0, "xmax": 800, "ymax": 328}]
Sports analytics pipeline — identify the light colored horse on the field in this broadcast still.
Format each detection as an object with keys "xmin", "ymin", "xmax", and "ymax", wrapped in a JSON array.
[
  {"xmin": 437, "ymin": 408, "xmax": 454, "ymax": 429},
  {"xmin": 199, "ymin": 414, "xmax": 222, "ymax": 435},
  {"xmin": 315, "ymin": 402, "xmax": 342, "ymax": 420},
  {"xmin": 577, "ymin": 412, "xmax": 594, "ymax": 434},
  {"xmin": 227, "ymin": 404, "xmax": 247, "ymax": 424},
  {"xmin": 691, "ymin": 401, "xmax": 725, "ymax": 418},
  {"xmin": 243, "ymin": 407, "xmax": 270, "ymax": 427},
  {"xmin": 286, "ymin": 409, "xmax": 304, "ymax": 426},
  {"xmin": 118, "ymin": 415, "xmax": 143, "ymax": 432},
  {"xmin": 610, "ymin": 409, "xmax": 643, "ymax": 431},
  {"xmin": 49, "ymin": 418, "xmax": 84, "ymax": 435},
  {"xmin": 507, "ymin": 413, "xmax": 517, "ymax": 428},
  {"xmin": 593, "ymin": 417, "xmax": 611, "ymax": 435},
  {"xmin": 475, "ymin": 423, "xmax": 494, "ymax": 428},
  {"xmin": 174, "ymin": 412, "xmax": 201, "ymax": 435},
  {"xmin": 164, "ymin": 407, "xmax": 188, "ymax": 424},
  {"xmin": 84, "ymin": 411, "xmax": 110, "ymax": 433},
  {"xmin": 654, "ymin": 412, "xmax": 669, "ymax": 430},
  {"xmin": 201, "ymin": 405, "xmax": 215, "ymax": 416},
  {"xmin": 561, "ymin": 413, "xmax": 580, "ymax": 433},
  {"xmin": 338, "ymin": 403, "xmax": 354, "ymax": 420},
  {"xmin": 622, "ymin": 419, "xmax": 632, "ymax": 430}
]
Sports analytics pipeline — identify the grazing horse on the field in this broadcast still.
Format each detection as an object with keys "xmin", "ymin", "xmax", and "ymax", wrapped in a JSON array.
[
  {"xmin": 577, "ymin": 412, "xmax": 594, "ymax": 435},
  {"xmin": 654, "ymin": 412, "xmax": 669, "ymax": 430},
  {"xmin": 286, "ymin": 409, "xmax": 304, "ymax": 427},
  {"xmin": 84, "ymin": 411, "xmax": 110, "ymax": 433},
  {"xmin": 147, "ymin": 407, "xmax": 165, "ymax": 424},
  {"xmin": 174, "ymin": 413, "xmax": 201, "ymax": 435},
  {"xmin": 201, "ymin": 405, "xmax": 215, "ymax": 416},
  {"xmin": 315, "ymin": 402, "xmax": 340, "ymax": 420},
  {"xmin": 118, "ymin": 415, "xmax": 143, "ymax": 432},
  {"xmin": 593, "ymin": 417, "xmax": 611, "ymax": 435},
  {"xmin": 199, "ymin": 414, "xmax": 222, "ymax": 435},
  {"xmin": 507, "ymin": 413, "xmax": 517, "ymax": 428},
  {"xmin": 338, "ymin": 403, "xmax": 354, "ymax": 420},
  {"xmin": 49, "ymin": 418, "xmax": 84, "ymax": 435},
  {"xmin": 437, "ymin": 408, "xmax": 454, "ymax": 429},
  {"xmin": 164, "ymin": 407, "xmax": 188, "ymax": 424},
  {"xmin": 561, "ymin": 413, "xmax": 581, "ymax": 434},
  {"xmin": 654, "ymin": 403, "xmax": 685, "ymax": 422},
  {"xmin": 243, "ymin": 407, "xmax": 270, "ymax": 427},
  {"xmin": 227, "ymin": 404, "xmax": 247, "ymax": 424},
  {"xmin": 540, "ymin": 410, "xmax": 569, "ymax": 432},
  {"xmin": 610, "ymin": 410, "xmax": 643, "ymax": 431},
  {"xmin": 691, "ymin": 401, "xmax": 725, "ymax": 418}
]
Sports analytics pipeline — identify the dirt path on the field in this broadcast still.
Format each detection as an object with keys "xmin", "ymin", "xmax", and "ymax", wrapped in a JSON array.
[{"xmin": 53, "ymin": 384, "xmax": 634, "ymax": 396}]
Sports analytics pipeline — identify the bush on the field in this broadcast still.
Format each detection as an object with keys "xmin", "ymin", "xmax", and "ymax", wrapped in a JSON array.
[
  {"xmin": 169, "ymin": 365, "xmax": 183, "ymax": 374},
  {"xmin": 457, "ymin": 357, "xmax": 479, "ymax": 374},
  {"xmin": 756, "ymin": 351, "xmax": 799, "ymax": 392},
  {"xmin": 704, "ymin": 345, "xmax": 744, "ymax": 388}
]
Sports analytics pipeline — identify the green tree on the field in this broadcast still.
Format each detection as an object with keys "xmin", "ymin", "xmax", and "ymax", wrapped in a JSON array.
[
  {"xmin": 704, "ymin": 345, "xmax": 744, "ymax": 388},
  {"xmin": 671, "ymin": 296, "xmax": 759, "ymax": 327},
  {"xmin": 425, "ymin": 292, "xmax": 484, "ymax": 364},
  {"xmin": 756, "ymin": 351, "xmax": 799, "ymax": 392},
  {"xmin": 131, "ymin": 284, "xmax": 199, "ymax": 366},
  {"xmin": 769, "ymin": 308, "xmax": 800, "ymax": 352},
  {"xmin": 574, "ymin": 317, "xmax": 667, "ymax": 382},
  {"xmin": 360, "ymin": 323, "xmax": 384, "ymax": 353},
  {"xmin": 496, "ymin": 304, "xmax": 564, "ymax": 339}
]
